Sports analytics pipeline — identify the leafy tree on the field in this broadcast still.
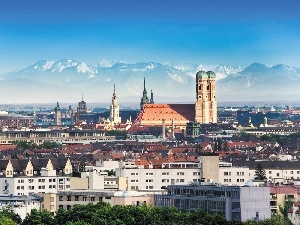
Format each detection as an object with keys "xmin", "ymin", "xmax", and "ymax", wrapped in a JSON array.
[
  {"xmin": 66, "ymin": 222, "xmax": 91, "ymax": 225},
  {"xmin": 223, "ymin": 141, "xmax": 230, "ymax": 151},
  {"xmin": 13, "ymin": 140, "xmax": 38, "ymax": 150},
  {"xmin": 244, "ymin": 214, "xmax": 291, "ymax": 225},
  {"xmin": 39, "ymin": 141, "xmax": 60, "ymax": 149},
  {"xmin": 21, "ymin": 209, "xmax": 55, "ymax": 225},
  {"xmin": 0, "ymin": 215, "xmax": 17, "ymax": 225},
  {"xmin": 104, "ymin": 169, "xmax": 116, "ymax": 176},
  {"xmin": 279, "ymin": 200, "xmax": 293, "ymax": 225},
  {"xmin": 54, "ymin": 208, "xmax": 70, "ymax": 225},
  {"xmin": 254, "ymin": 162, "xmax": 267, "ymax": 181},
  {"xmin": 0, "ymin": 207, "xmax": 22, "ymax": 224}
]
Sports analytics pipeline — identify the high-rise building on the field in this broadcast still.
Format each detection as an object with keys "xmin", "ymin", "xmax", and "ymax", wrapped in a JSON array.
[
  {"xmin": 195, "ymin": 71, "xmax": 217, "ymax": 123},
  {"xmin": 109, "ymin": 85, "xmax": 121, "ymax": 125}
]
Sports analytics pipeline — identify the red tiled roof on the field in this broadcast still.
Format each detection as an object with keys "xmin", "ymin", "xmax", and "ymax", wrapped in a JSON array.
[
  {"xmin": 135, "ymin": 159, "xmax": 151, "ymax": 166},
  {"xmin": 0, "ymin": 145, "xmax": 16, "ymax": 151},
  {"xmin": 134, "ymin": 104, "xmax": 195, "ymax": 126},
  {"xmin": 270, "ymin": 186, "xmax": 300, "ymax": 194}
]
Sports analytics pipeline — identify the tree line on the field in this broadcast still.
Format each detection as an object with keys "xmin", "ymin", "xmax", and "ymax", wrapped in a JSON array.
[{"xmin": 0, "ymin": 202, "xmax": 292, "ymax": 225}]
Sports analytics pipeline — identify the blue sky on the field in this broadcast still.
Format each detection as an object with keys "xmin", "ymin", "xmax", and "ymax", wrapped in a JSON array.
[{"xmin": 0, "ymin": 0, "xmax": 300, "ymax": 74}]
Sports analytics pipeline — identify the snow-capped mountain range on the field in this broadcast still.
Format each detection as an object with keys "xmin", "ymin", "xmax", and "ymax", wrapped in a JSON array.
[{"xmin": 0, "ymin": 60, "xmax": 300, "ymax": 104}]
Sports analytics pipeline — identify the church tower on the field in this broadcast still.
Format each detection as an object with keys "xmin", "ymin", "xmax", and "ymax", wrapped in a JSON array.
[
  {"xmin": 78, "ymin": 93, "xmax": 87, "ymax": 113},
  {"xmin": 150, "ymin": 90, "xmax": 154, "ymax": 104},
  {"xmin": 54, "ymin": 102, "xmax": 62, "ymax": 125},
  {"xmin": 110, "ymin": 84, "xmax": 121, "ymax": 125},
  {"xmin": 195, "ymin": 71, "xmax": 217, "ymax": 123},
  {"xmin": 140, "ymin": 77, "xmax": 149, "ymax": 110}
]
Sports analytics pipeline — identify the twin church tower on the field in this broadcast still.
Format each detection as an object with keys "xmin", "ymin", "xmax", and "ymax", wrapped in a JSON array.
[{"xmin": 139, "ymin": 71, "xmax": 217, "ymax": 124}]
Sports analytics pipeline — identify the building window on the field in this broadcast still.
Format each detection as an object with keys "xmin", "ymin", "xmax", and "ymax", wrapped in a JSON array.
[
  {"xmin": 131, "ymin": 173, "xmax": 138, "ymax": 176},
  {"xmin": 50, "ymin": 197, "xmax": 54, "ymax": 202},
  {"xmin": 224, "ymin": 172, "xmax": 231, "ymax": 176},
  {"xmin": 99, "ymin": 197, "xmax": 103, "ymax": 202},
  {"xmin": 83, "ymin": 197, "xmax": 87, "ymax": 201},
  {"xmin": 146, "ymin": 186, "xmax": 153, "ymax": 190},
  {"xmin": 162, "ymin": 172, "xmax": 169, "ymax": 176},
  {"xmin": 162, "ymin": 179, "xmax": 169, "ymax": 183},
  {"xmin": 131, "ymin": 180, "xmax": 138, "ymax": 183},
  {"xmin": 146, "ymin": 172, "xmax": 153, "ymax": 176},
  {"xmin": 59, "ymin": 196, "xmax": 63, "ymax": 201},
  {"xmin": 91, "ymin": 197, "xmax": 95, "ymax": 202},
  {"xmin": 67, "ymin": 196, "xmax": 71, "ymax": 201},
  {"xmin": 193, "ymin": 172, "xmax": 200, "ymax": 176},
  {"xmin": 177, "ymin": 172, "xmax": 184, "ymax": 176},
  {"xmin": 237, "ymin": 172, "xmax": 244, "ymax": 176},
  {"xmin": 75, "ymin": 196, "xmax": 79, "ymax": 201},
  {"xmin": 269, "ymin": 171, "xmax": 272, "ymax": 174},
  {"xmin": 131, "ymin": 186, "xmax": 138, "ymax": 190},
  {"xmin": 176, "ymin": 179, "xmax": 184, "ymax": 183},
  {"xmin": 146, "ymin": 179, "xmax": 153, "ymax": 183},
  {"xmin": 67, "ymin": 205, "xmax": 71, "ymax": 210}
]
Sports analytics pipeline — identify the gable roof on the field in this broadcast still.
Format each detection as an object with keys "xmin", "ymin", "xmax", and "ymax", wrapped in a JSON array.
[{"xmin": 134, "ymin": 104, "xmax": 195, "ymax": 126}]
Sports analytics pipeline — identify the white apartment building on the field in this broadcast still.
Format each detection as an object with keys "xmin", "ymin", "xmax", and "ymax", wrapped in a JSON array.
[
  {"xmin": 115, "ymin": 155, "xmax": 220, "ymax": 191},
  {"xmin": 219, "ymin": 161, "xmax": 300, "ymax": 186},
  {"xmin": 116, "ymin": 162, "xmax": 201, "ymax": 191},
  {"xmin": 1, "ymin": 169, "xmax": 71, "ymax": 196},
  {"xmin": 0, "ymin": 158, "xmax": 72, "ymax": 196},
  {"xmin": 219, "ymin": 162, "xmax": 253, "ymax": 186}
]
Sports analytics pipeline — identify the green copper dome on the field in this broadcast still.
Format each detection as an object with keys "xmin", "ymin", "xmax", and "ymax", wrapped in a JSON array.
[{"xmin": 196, "ymin": 70, "xmax": 216, "ymax": 79}]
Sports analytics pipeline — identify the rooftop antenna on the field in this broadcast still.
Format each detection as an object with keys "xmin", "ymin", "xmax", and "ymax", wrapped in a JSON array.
[{"xmin": 82, "ymin": 92, "xmax": 84, "ymax": 101}]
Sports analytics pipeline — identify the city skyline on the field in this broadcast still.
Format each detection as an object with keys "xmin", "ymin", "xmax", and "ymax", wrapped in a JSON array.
[{"xmin": 1, "ymin": 0, "xmax": 300, "ymax": 74}]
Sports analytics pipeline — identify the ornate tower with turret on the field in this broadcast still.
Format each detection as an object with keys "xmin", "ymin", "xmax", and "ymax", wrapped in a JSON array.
[
  {"xmin": 54, "ymin": 102, "xmax": 62, "ymax": 125},
  {"xmin": 110, "ymin": 84, "xmax": 121, "ymax": 125},
  {"xmin": 140, "ymin": 77, "xmax": 149, "ymax": 110},
  {"xmin": 195, "ymin": 71, "xmax": 217, "ymax": 123}
]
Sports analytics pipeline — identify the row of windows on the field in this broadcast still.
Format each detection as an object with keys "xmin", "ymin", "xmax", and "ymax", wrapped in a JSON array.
[
  {"xmin": 223, "ymin": 179, "xmax": 245, "ymax": 183},
  {"xmin": 224, "ymin": 172, "xmax": 246, "ymax": 176},
  {"xmin": 59, "ymin": 196, "xmax": 110, "ymax": 202},
  {"xmin": 130, "ymin": 172, "xmax": 192, "ymax": 176}
]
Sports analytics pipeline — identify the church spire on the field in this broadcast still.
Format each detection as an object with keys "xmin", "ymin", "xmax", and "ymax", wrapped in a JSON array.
[
  {"xmin": 140, "ymin": 77, "xmax": 149, "ymax": 111},
  {"xmin": 113, "ymin": 84, "xmax": 116, "ymax": 98}
]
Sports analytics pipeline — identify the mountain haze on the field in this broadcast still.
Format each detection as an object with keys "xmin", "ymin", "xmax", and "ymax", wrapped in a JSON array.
[{"xmin": 0, "ymin": 60, "xmax": 299, "ymax": 104}]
